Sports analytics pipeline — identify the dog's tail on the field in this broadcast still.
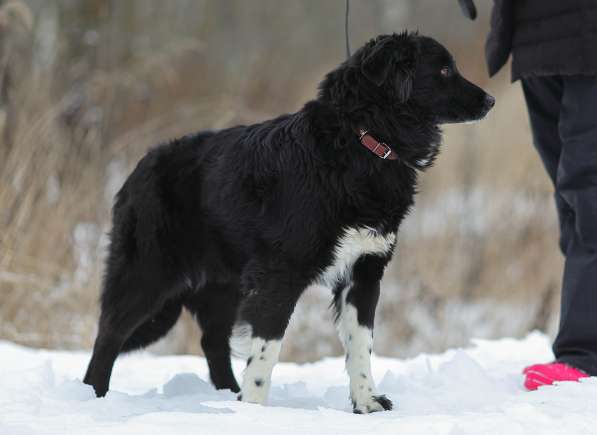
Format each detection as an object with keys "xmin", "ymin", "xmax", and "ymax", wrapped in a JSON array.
[{"xmin": 121, "ymin": 297, "xmax": 183, "ymax": 352}]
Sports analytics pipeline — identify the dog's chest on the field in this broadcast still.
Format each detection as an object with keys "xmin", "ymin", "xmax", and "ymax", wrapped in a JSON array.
[{"xmin": 315, "ymin": 227, "xmax": 396, "ymax": 289}]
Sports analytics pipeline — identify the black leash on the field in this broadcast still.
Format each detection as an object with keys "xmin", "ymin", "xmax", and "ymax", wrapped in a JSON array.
[
  {"xmin": 458, "ymin": 0, "xmax": 477, "ymax": 20},
  {"xmin": 345, "ymin": 0, "xmax": 351, "ymax": 58}
]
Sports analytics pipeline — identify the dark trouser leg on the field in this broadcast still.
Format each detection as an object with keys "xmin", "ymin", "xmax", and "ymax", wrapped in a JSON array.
[
  {"xmin": 521, "ymin": 77, "xmax": 564, "ymax": 183},
  {"xmin": 523, "ymin": 75, "xmax": 597, "ymax": 375},
  {"xmin": 552, "ymin": 76, "xmax": 597, "ymax": 375},
  {"xmin": 521, "ymin": 77, "xmax": 575, "ymax": 253}
]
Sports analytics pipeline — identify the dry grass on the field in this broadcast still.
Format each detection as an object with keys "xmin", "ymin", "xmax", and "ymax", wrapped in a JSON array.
[{"xmin": 0, "ymin": 1, "xmax": 564, "ymax": 361}]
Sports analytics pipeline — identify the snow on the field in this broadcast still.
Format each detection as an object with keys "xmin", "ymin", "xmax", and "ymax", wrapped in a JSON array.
[{"xmin": 1, "ymin": 332, "xmax": 596, "ymax": 435}]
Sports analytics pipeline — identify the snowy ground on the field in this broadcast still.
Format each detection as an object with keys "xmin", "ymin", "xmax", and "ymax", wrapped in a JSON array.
[{"xmin": 1, "ymin": 333, "xmax": 596, "ymax": 435}]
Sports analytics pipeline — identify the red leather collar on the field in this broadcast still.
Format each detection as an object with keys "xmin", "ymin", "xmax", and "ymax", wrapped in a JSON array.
[{"xmin": 357, "ymin": 128, "xmax": 398, "ymax": 160}]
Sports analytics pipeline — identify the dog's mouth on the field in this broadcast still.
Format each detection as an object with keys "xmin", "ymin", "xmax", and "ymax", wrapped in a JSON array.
[
  {"xmin": 441, "ymin": 95, "xmax": 495, "ymax": 124},
  {"xmin": 439, "ymin": 111, "xmax": 488, "ymax": 125},
  {"xmin": 457, "ymin": 108, "xmax": 492, "ymax": 124}
]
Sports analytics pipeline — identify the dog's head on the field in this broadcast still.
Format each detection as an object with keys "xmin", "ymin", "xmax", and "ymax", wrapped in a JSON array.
[{"xmin": 353, "ymin": 32, "xmax": 494, "ymax": 124}]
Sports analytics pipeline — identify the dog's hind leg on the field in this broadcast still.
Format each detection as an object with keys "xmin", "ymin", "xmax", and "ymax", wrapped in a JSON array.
[
  {"xmin": 84, "ymin": 265, "xmax": 180, "ymax": 397},
  {"xmin": 184, "ymin": 282, "xmax": 240, "ymax": 393},
  {"xmin": 333, "ymin": 254, "xmax": 393, "ymax": 414},
  {"xmin": 234, "ymin": 265, "xmax": 307, "ymax": 405},
  {"xmin": 120, "ymin": 297, "xmax": 183, "ymax": 353}
]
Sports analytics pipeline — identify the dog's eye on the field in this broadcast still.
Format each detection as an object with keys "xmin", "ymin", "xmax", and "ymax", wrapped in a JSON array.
[{"xmin": 440, "ymin": 67, "xmax": 452, "ymax": 77}]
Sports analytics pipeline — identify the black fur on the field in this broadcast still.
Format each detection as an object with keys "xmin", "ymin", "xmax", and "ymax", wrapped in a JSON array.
[{"xmin": 84, "ymin": 32, "xmax": 493, "ymax": 402}]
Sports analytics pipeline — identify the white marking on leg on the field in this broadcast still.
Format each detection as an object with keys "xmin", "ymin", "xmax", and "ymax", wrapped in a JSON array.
[
  {"xmin": 315, "ymin": 227, "xmax": 395, "ymax": 289},
  {"xmin": 229, "ymin": 322, "xmax": 253, "ymax": 359},
  {"xmin": 311, "ymin": 227, "xmax": 394, "ymax": 413},
  {"xmin": 239, "ymin": 337, "xmax": 281, "ymax": 405},
  {"xmin": 337, "ymin": 288, "xmax": 390, "ymax": 413}
]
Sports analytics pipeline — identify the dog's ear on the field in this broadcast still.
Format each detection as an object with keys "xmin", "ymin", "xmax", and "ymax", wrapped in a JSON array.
[
  {"xmin": 361, "ymin": 34, "xmax": 418, "ymax": 103},
  {"xmin": 395, "ymin": 67, "xmax": 414, "ymax": 103},
  {"xmin": 361, "ymin": 37, "xmax": 395, "ymax": 87},
  {"xmin": 393, "ymin": 35, "xmax": 418, "ymax": 103}
]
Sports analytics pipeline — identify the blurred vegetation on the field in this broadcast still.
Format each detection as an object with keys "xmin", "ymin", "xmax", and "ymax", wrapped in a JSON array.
[{"xmin": 0, "ymin": 0, "xmax": 562, "ymax": 361}]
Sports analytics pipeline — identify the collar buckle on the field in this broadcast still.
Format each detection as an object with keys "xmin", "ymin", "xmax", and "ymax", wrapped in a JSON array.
[{"xmin": 375, "ymin": 143, "xmax": 392, "ymax": 159}]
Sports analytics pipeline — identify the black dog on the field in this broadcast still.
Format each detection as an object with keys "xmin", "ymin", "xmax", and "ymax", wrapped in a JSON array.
[{"xmin": 84, "ymin": 32, "xmax": 494, "ymax": 413}]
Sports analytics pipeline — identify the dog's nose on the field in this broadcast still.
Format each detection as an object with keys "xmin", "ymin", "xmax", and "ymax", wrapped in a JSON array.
[{"xmin": 484, "ymin": 94, "xmax": 495, "ymax": 109}]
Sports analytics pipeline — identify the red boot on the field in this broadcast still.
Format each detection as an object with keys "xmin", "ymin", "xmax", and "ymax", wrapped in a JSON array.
[{"xmin": 523, "ymin": 362, "xmax": 589, "ymax": 391}]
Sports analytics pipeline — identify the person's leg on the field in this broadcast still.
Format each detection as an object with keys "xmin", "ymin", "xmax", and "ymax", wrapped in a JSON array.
[
  {"xmin": 521, "ymin": 76, "xmax": 564, "ymax": 183},
  {"xmin": 521, "ymin": 77, "xmax": 575, "ymax": 253},
  {"xmin": 520, "ymin": 76, "xmax": 595, "ymax": 389},
  {"xmin": 551, "ymin": 75, "xmax": 597, "ymax": 376}
]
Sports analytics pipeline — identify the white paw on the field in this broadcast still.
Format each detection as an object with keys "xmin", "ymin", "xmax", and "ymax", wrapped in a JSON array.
[
  {"xmin": 238, "ymin": 378, "xmax": 270, "ymax": 404},
  {"xmin": 238, "ymin": 338, "xmax": 281, "ymax": 405},
  {"xmin": 352, "ymin": 394, "xmax": 393, "ymax": 414}
]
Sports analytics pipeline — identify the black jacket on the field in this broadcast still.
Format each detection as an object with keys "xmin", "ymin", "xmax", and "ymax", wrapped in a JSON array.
[{"xmin": 487, "ymin": 0, "xmax": 597, "ymax": 81}]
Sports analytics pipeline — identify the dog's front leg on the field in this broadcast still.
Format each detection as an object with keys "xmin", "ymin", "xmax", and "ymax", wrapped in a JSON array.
[
  {"xmin": 334, "ymin": 255, "xmax": 393, "ymax": 414},
  {"xmin": 233, "ymin": 267, "xmax": 306, "ymax": 405},
  {"xmin": 239, "ymin": 336, "xmax": 282, "ymax": 404}
]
